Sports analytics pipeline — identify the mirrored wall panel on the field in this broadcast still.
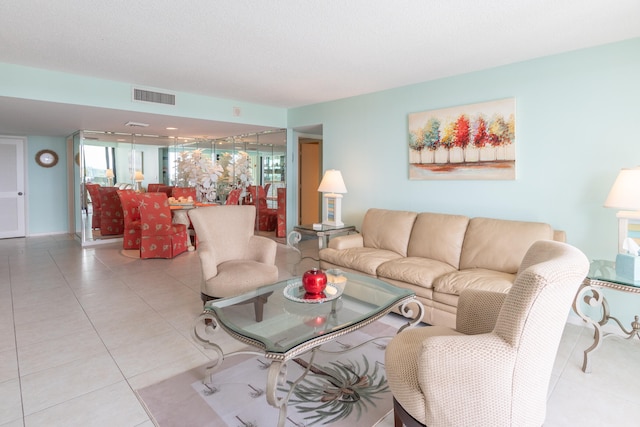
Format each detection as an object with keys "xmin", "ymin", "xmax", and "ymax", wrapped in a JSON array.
[{"xmin": 73, "ymin": 129, "xmax": 287, "ymax": 246}]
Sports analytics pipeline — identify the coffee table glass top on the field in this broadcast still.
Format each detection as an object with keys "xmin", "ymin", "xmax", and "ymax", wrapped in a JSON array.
[{"xmin": 203, "ymin": 271, "xmax": 413, "ymax": 355}]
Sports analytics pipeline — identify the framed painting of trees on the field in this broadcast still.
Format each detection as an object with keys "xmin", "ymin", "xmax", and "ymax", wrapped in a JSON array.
[{"xmin": 408, "ymin": 98, "xmax": 515, "ymax": 180}]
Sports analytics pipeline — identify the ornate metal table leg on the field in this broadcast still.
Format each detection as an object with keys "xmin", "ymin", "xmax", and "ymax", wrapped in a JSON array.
[
  {"xmin": 192, "ymin": 311, "xmax": 225, "ymax": 383},
  {"xmin": 572, "ymin": 285, "xmax": 606, "ymax": 373},
  {"xmin": 397, "ymin": 298, "xmax": 425, "ymax": 333},
  {"xmin": 265, "ymin": 349, "xmax": 318, "ymax": 427}
]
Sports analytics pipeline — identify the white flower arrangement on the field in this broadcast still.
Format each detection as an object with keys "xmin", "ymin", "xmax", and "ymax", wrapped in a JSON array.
[
  {"xmin": 219, "ymin": 150, "xmax": 254, "ymax": 196},
  {"xmin": 175, "ymin": 149, "xmax": 223, "ymax": 202}
]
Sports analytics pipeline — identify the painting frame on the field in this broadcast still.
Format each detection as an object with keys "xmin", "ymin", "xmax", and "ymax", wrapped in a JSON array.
[{"xmin": 408, "ymin": 98, "xmax": 516, "ymax": 180}]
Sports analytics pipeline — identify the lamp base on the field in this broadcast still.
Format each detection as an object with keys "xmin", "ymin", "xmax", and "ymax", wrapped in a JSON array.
[{"xmin": 322, "ymin": 193, "xmax": 343, "ymax": 227}]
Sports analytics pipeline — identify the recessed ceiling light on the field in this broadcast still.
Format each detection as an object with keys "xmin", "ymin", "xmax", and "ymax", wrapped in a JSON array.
[{"xmin": 166, "ymin": 127, "xmax": 178, "ymax": 130}]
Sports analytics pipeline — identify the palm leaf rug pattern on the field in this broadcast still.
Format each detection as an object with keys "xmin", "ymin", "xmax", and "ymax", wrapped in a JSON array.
[{"xmin": 191, "ymin": 328, "xmax": 393, "ymax": 426}]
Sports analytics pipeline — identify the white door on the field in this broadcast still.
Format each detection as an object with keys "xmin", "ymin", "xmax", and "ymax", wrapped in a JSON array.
[{"xmin": 0, "ymin": 136, "xmax": 26, "ymax": 238}]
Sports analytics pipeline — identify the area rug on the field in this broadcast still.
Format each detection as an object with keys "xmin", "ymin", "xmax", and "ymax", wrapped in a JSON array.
[{"xmin": 136, "ymin": 319, "xmax": 400, "ymax": 426}]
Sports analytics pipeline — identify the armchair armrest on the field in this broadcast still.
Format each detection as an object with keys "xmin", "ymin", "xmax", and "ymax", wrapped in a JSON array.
[
  {"xmin": 328, "ymin": 233, "xmax": 363, "ymax": 250},
  {"xmin": 247, "ymin": 235, "xmax": 277, "ymax": 264},
  {"xmin": 196, "ymin": 242, "xmax": 218, "ymax": 280},
  {"xmin": 455, "ymin": 289, "xmax": 506, "ymax": 335},
  {"xmin": 420, "ymin": 333, "xmax": 514, "ymax": 424}
]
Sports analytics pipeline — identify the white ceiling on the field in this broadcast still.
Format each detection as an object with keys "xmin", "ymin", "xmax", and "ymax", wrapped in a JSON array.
[{"xmin": 1, "ymin": 0, "xmax": 639, "ymax": 139}]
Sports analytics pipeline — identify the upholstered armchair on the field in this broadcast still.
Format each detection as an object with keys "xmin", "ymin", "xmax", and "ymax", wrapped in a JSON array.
[
  {"xmin": 147, "ymin": 183, "xmax": 173, "ymax": 197},
  {"xmin": 246, "ymin": 185, "xmax": 277, "ymax": 231},
  {"xmin": 98, "ymin": 187, "xmax": 124, "ymax": 236},
  {"xmin": 385, "ymin": 240, "xmax": 589, "ymax": 427},
  {"xmin": 188, "ymin": 205, "xmax": 279, "ymax": 320},
  {"xmin": 276, "ymin": 187, "xmax": 286, "ymax": 238},
  {"xmin": 225, "ymin": 188, "xmax": 242, "ymax": 205},
  {"xmin": 85, "ymin": 183, "xmax": 102, "ymax": 229},
  {"xmin": 172, "ymin": 186, "xmax": 197, "ymax": 201},
  {"xmin": 117, "ymin": 189, "xmax": 142, "ymax": 249},
  {"xmin": 137, "ymin": 193, "xmax": 188, "ymax": 259}
]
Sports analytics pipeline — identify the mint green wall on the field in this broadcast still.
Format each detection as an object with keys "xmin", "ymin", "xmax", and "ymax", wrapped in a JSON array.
[
  {"xmin": 0, "ymin": 63, "xmax": 287, "ymax": 127},
  {"xmin": 288, "ymin": 38, "xmax": 640, "ymax": 326},
  {"xmin": 27, "ymin": 136, "xmax": 68, "ymax": 234},
  {"xmin": 289, "ymin": 38, "xmax": 640, "ymax": 263}
]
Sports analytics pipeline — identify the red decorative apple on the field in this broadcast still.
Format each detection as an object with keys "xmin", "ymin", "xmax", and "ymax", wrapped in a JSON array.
[{"xmin": 302, "ymin": 268, "xmax": 327, "ymax": 295}]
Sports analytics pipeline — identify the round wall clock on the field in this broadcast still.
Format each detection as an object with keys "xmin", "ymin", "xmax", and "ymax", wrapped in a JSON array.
[{"xmin": 35, "ymin": 149, "xmax": 59, "ymax": 168}]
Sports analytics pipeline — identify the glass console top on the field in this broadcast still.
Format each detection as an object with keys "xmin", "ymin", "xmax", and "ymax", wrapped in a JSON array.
[{"xmin": 588, "ymin": 260, "xmax": 640, "ymax": 289}]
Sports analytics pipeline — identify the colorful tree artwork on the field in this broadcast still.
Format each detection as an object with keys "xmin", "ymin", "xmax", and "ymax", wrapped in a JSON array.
[{"xmin": 408, "ymin": 98, "xmax": 516, "ymax": 180}]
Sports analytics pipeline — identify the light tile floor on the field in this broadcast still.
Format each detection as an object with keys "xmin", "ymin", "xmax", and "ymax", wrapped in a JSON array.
[{"xmin": 1, "ymin": 234, "xmax": 639, "ymax": 426}]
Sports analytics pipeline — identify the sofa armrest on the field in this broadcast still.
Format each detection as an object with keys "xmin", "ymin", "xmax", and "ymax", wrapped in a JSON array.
[
  {"xmin": 455, "ymin": 289, "xmax": 506, "ymax": 335},
  {"xmin": 328, "ymin": 233, "xmax": 364, "ymax": 250}
]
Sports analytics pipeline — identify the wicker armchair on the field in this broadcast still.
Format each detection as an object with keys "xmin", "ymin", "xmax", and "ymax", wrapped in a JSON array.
[{"xmin": 385, "ymin": 240, "xmax": 589, "ymax": 427}]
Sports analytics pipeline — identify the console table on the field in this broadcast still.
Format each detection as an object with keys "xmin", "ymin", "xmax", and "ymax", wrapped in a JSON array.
[{"xmin": 572, "ymin": 259, "xmax": 640, "ymax": 373}]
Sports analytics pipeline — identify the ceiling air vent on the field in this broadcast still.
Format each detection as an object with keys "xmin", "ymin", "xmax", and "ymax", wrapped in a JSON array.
[{"xmin": 133, "ymin": 88, "xmax": 176, "ymax": 106}]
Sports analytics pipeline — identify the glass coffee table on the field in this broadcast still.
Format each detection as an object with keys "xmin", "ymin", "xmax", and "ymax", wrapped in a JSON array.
[{"xmin": 192, "ymin": 270, "xmax": 423, "ymax": 427}]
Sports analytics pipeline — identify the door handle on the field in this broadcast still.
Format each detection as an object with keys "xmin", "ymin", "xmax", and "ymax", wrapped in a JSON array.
[{"xmin": 18, "ymin": 192, "xmax": 23, "ymax": 196}]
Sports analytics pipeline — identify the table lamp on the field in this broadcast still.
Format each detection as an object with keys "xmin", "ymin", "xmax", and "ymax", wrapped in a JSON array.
[
  {"xmin": 134, "ymin": 170, "xmax": 145, "ymax": 193},
  {"xmin": 604, "ymin": 167, "xmax": 640, "ymax": 253},
  {"xmin": 318, "ymin": 169, "xmax": 347, "ymax": 227},
  {"xmin": 105, "ymin": 168, "xmax": 114, "ymax": 186}
]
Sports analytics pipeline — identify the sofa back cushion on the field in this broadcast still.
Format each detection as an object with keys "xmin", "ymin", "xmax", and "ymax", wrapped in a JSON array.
[
  {"xmin": 459, "ymin": 217, "xmax": 554, "ymax": 274},
  {"xmin": 407, "ymin": 212, "xmax": 469, "ymax": 269},
  {"xmin": 362, "ymin": 208, "xmax": 417, "ymax": 256}
]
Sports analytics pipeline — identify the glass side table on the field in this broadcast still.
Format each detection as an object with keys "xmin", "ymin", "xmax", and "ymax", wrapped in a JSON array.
[
  {"xmin": 572, "ymin": 259, "xmax": 640, "ymax": 373},
  {"xmin": 291, "ymin": 224, "xmax": 357, "ymax": 249}
]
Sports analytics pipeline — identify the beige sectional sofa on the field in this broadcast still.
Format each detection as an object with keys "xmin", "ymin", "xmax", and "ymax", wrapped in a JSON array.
[{"xmin": 319, "ymin": 208, "xmax": 565, "ymax": 328}]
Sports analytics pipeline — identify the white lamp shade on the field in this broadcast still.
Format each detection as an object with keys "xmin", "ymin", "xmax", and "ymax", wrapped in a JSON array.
[
  {"xmin": 317, "ymin": 169, "xmax": 347, "ymax": 194},
  {"xmin": 134, "ymin": 171, "xmax": 145, "ymax": 181},
  {"xmin": 105, "ymin": 168, "xmax": 114, "ymax": 178},
  {"xmin": 604, "ymin": 167, "xmax": 640, "ymax": 210}
]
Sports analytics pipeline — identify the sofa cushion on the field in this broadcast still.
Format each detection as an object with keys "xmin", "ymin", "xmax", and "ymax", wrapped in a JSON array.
[
  {"xmin": 377, "ymin": 257, "xmax": 457, "ymax": 289},
  {"xmin": 434, "ymin": 268, "xmax": 516, "ymax": 296},
  {"xmin": 362, "ymin": 209, "xmax": 417, "ymax": 256},
  {"xmin": 459, "ymin": 217, "xmax": 554, "ymax": 273},
  {"xmin": 407, "ymin": 212, "xmax": 469, "ymax": 269},
  {"xmin": 319, "ymin": 247, "xmax": 403, "ymax": 276}
]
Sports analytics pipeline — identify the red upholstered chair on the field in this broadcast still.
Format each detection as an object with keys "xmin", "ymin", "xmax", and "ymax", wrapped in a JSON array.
[
  {"xmin": 137, "ymin": 193, "xmax": 188, "ymax": 259},
  {"xmin": 247, "ymin": 185, "xmax": 277, "ymax": 232},
  {"xmin": 172, "ymin": 187, "xmax": 197, "ymax": 201},
  {"xmin": 117, "ymin": 189, "xmax": 142, "ymax": 249},
  {"xmin": 147, "ymin": 183, "xmax": 163, "ymax": 193},
  {"xmin": 276, "ymin": 187, "xmax": 286, "ymax": 238},
  {"xmin": 98, "ymin": 187, "xmax": 124, "ymax": 236},
  {"xmin": 225, "ymin": 188, "xmax": 242, "ymax": 205},
  {"xmin": 85, "ymin": 183, "xmax": 102, "ymax": 229}
]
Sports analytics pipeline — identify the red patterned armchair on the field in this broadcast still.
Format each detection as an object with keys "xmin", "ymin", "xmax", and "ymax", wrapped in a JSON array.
[
  {"xmin": 147, "ymin": 183, "xmax": 173, "ymax": 197},
  {"xmin": 172, "ymin": 187, "xmax": 197, "ymax": 201},
  {"xmin": 276, "ymin": 187, "xmax": 286, "ymax": 238},
  {"xmin": 117, "ymin": 189, "xmax": 142, "ymax": 249},
  {"xmin": 137, "ymin": 193, "xmax": 188, "ymax": 259},
  {"xmin": 247, "ymin": 185, "xmax": 277, "ymax": 232},
  {"xmin": 225, "ymin": 188, "xmax": 242, "ymax": 205},
  {"xmin": 98, "ymin": 187, "xmax": 124, "ymax": 236},
  {"xmin": 85, "ymin": 183, "xmax": 102, "ymax": 229}
]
